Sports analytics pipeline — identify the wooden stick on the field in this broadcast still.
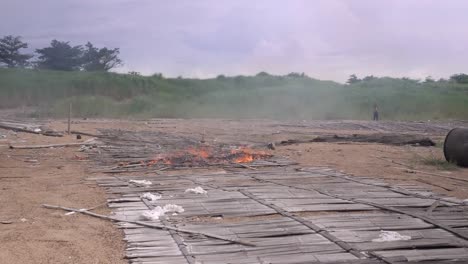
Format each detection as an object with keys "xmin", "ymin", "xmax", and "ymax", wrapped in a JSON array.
[
  {"xmin": 70, "ymin": 130, "xmax": 103, "ymax": 138},
  {"xmin": 415, "ymin": 178, "xmax": 453, "ymax": 191},
  {"xmin": 68, "ymin": 102, "xmax": 72, "ymax": 135},
  {"xmin": 231, "ymin": 162, "xmax": 257, "ymax": 170},
  {"xmin": 0, "ymin": 123, "xmax": 62, "ymax": 137},
  {"xmin": 42, "ymin": 204, "xmax": 256, "ymax": 247},
  {"xmin": 0, "ymin": 176, "xmax": 31, "ymax": 179},
  {"xmin": 10, "ymin": 138, "xmax": 97, "ymax": 149},
  {"xmin": 63, "ymin": 202, "xmax": 108, "ymax": 215},
  {"xmin": 399, "ymin": 167, "xmax": 468, "ymax": 183}
]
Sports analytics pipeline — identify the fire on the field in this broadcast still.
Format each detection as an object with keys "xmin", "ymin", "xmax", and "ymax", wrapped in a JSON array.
[
  {"xmin": 146, "ymin": 159, "xmax": 157, "ymax": 166},
  {"xmin": 118, "ymin": 146, "xmax": 271, "ymax": 168},
  {"xmin": 162, "ymin": 158, "xmax": 172, "ymax": 165},
  {"xmin": 234, "ymin": 153, "xmax": 254, "ymax": 163},
  {"xmin": 230, "ymin": 147, "xmax": 267, "ymax": 163},
  {"xmin": 187, "ymin": 147, "xmax": 210, "ymax": 159},
  {"xmin": 145, "ymin": 154, "xmax": 172, "ymax": 166}
]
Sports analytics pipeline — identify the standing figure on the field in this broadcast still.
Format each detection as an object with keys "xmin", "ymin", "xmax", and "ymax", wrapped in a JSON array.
[{"xmin": 373, "ymin": 103, "xmax": 379, "ymax": 121}]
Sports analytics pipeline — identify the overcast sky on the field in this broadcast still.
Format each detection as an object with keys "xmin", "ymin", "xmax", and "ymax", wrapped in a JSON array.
[{"xmin": 2, "ymin": 0, "xmax": 467, "ymax": 82}]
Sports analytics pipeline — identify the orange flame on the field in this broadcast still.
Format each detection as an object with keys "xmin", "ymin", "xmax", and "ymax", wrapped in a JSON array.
[
  {"xmin": 187, "ymin": 147, "xmax": 210, "ymax": 159},
  {"xmin": 234, "ymin": 153, "xmax": 254, "ymax": 163},
  {"xmin": 120, "ymin": 146, "xmax": 270, "ymax": 168},
  {"xmin": 231, "ymin": 147, "xmax": 267, "ymax": 163}
]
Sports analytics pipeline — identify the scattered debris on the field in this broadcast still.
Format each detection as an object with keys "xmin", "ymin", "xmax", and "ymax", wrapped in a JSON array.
[
  {"xmin": 78, "ymin": 145, "xmax": 93, "ymax": 152},
  {"xmin": 73, "ymin": 154, "xmax": 87, "ymax": 160},
  {"xmin": 425, "ymin": 201, "xmax": 441, "ymax": 216},
  {"xmin": 42, "ymin": 203, "xmax": 255, "ymax": 246},
  {"xmin": 141, "ymin": 204, "xmax": 185, "ymax": 221},
  {"xmin": 140, "ymin": 192, "xmax": 162, "ymax": 201},
  {"xmin": 163, "ymin": 204, "xmax": 185, "ymax": 214},
  {"xmin": 267, "ymin": 142, "xmax": 276, "ymax": 150},
  {"xmin": 71, "ymin": 130, "xmax": 103, "ymax": 138},
  {"xmin": 185, "ymin": 186, "xmax": 207, "ymax": 195},
  {"xmin": 141, "ymin": 206, "xmax": 166, "ymax": 221},
  {"xmin": 129, "ymin": 179, "xmax": 152, "ymax": 187},
  {"xmin": 372, "ymin": 231, "xmax": 411, "ymax": 242},
  {"xmin": 20, "ymin": 218, "xmax": 27, "ymax": 222},
  {"xmin": 279, "ymin": 133, "xmax": 436, "ymax": 147},
  {"xmin": 0, "ymin": 121, "xmax": 62, "ymax": 137}
]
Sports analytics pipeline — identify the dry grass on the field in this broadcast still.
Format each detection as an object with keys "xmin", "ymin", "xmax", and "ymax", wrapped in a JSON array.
[{"xmin": 419, "ymin": 156, "xmax": 459, "ymax": 171}]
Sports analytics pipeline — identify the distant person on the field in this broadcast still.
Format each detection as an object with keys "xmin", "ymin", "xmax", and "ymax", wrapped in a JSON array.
[{"xmin": 373, "ymin": 103, "xmax": 379, "ymax": 121}]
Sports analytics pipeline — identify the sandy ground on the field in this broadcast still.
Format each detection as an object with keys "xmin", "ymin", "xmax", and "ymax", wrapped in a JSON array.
[
  {"xmin": 1, "ymin": 118, "xmax": 467, "ymax": 264},
  {"xmin": 0, "ymin": 132, "xmax": 126, "ymax": 264}
]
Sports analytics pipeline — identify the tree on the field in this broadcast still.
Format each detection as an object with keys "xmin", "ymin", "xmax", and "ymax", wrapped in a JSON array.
[
  {"xmin": 82, "ymin": 42, "xmax": 122, "ymax": 71},
  {"xmin": 449, "ymin": 73, "xmax": 468, "ymax": 84},
  {"xmin": 0, "ymin": 35, "xmax": 33, "ymax": 68},
  {"xmin": 401, "ymin": 77, "xmax": 418, "ymax": 82},
  {"xmin": 35, "ymin": 40, "xmax": 83, "ymax": 71},
  {"xmin": 346, "ymin": 74, "xmax": 360, "ymax": 84},
  {"xmin": 362, "ymin": 75, "xmax": 377, "ymax": 81},
  {"xmin": 128, "ymin": 71, "xmax": 141, "ymax": 76},
  {"xmin": 152, "ymin": 72, "xmax": 164, "ymax": 79},
  {"xmin": 424, "ymin": 76, "xmax": 435, "ymax": 83},
  {"xmin": 286, "ymin": 72, "xmax": 302, "ymax": 78},
  {"xmin": 256, "ymin": 71, "xmax": 271, "ymax": 77}
]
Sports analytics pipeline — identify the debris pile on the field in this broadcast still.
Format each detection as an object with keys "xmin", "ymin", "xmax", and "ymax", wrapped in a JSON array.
[
  {"xmin": 141, "ymin": 204, "xmax": 185, "ymax": 221},
  {"xmin": 129, "ymin": 180, "xmax": 152, "ymax": 187},
  {"xmin": 372, "ymin": 231, "xmax": 411, "ymax": 242},
  {"xmin": 185, "ymin": 186, "xmax": 208, "ymax": 195},
  {"xmin": 140, "ymin": 192, "xmax": 161, "ymax": 202}
]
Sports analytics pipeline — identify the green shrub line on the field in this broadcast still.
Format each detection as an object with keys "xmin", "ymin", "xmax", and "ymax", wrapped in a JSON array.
[{"xmin": 1, "ymin": 68, "xmax": 467, "ymax": 120}]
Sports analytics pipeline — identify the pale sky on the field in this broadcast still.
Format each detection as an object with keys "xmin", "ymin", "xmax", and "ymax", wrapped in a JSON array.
[{"xmin": 1, "ymin": 0, "xmax": 467, "ymax": 82}]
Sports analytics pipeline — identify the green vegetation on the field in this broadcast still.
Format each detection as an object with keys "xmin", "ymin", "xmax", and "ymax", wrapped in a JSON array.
[
  {"xmin": 419, "ymin": 156, "xmax": 459, "ymax": 171},
  {"xmin": 1, "ymin": 68, "xmax": 467, "ymax": 120}
]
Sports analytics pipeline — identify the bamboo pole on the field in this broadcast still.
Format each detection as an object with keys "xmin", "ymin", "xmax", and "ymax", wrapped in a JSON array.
[
  {"xmin": 10, "ymin": 138, "xmax": 97, "ymax": 149},
  {"xmin": 42, "ymin": 204, "xmax": 256, "ymax": 247},
  {"xmin": 68, "ymin": 102, "xmax": 72, "ymax": 134}
]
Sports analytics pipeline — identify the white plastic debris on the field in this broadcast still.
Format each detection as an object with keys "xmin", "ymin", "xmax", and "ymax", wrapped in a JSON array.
[
  {"xmin": 185, "ymin": 186, "xmax": 207, "ymax": 195},
  {"xmin": 33, "ymin": 128, "xmax": 41, "ymax": 133},
  {"xmin": 141, "ymin": 206, "xmax": 166, "ymax": 221},
  {"xmin": 163, "ymin": 204, "xmax": 185, "ymax": 214},
  {"xmin": 140, "ymin": 204, "xmax": 185, "ymax": 221},
  {"xmin": 20, "ymin": 218, "xmax": 27, "ymax": 222},
  {"xmin": 129, "ymin": 180, "xmax": 152, "ymax": 187},
  {"xmin": 140, "ymin": 192, "xmax": 161, "ymax": 202},
  {"xmin": 372, "ymin": 231, "xmax": 411, "ymax": 242}
]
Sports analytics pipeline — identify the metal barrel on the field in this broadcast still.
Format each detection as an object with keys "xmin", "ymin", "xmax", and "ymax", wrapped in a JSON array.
[{"xmin": 444, "ymin": 128, "xmax": 468, "ymax": 167}]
